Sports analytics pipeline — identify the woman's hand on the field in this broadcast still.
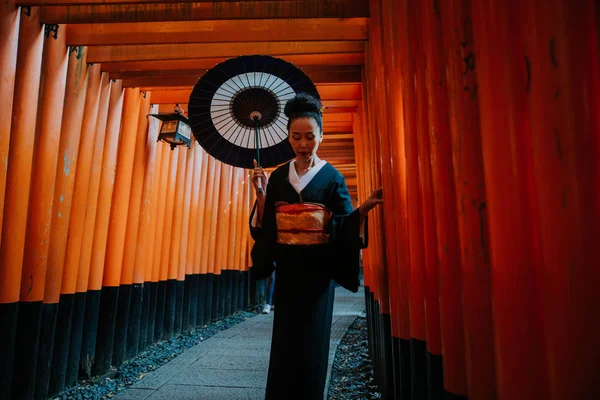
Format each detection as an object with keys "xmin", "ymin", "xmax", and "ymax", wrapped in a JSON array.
[
  {"xmin": 252, "ymin": 159, "xmax": 267, "ymax": 196},
  {"xmin": 359, "ymin": 187, "xmax": 383, "ymax": 216}
]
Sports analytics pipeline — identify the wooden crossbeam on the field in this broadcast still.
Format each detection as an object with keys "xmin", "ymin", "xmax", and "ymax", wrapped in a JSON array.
[
  {"xmin": 41, "ymin": 0, "xmax": 369, "ymax": 24},
  {"xmin": 86, "ymin": 41, "xmax": 366, "ymax": 63},
  {"xmin": 19, "ymin": 0, "xmax": 324, "ymax": 4},
  {"xmin": 116, "ymin": 65, "xmax": 361, "ymax": 87},
  {"xmin": 148, "ymin": 84, "xmax": 361, "ymax": 103},
  {"xmin": 101, "ymin": 53, "xmax": 364, "ymax": 72},
  {"xmin": 67, "ymin": 18, "xmax": 367, "ymax": 45}
]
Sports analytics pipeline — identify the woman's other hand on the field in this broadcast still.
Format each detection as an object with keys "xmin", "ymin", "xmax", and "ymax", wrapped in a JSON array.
[
  {"xmin": 252, "ymin": 159, "xmax": 267, "ymax": 195},
  {"xmin": 359, "ymin": 187, "xmax": 383, "ymax": 216}
]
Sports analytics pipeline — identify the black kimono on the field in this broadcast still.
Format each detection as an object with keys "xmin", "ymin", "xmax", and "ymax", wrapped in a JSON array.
[{"xmin": 250, "ymin": 161, "xmax": 368, "ymax": 400}]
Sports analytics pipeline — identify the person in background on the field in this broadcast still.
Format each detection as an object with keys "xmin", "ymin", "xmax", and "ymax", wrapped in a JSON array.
[{"xmin": 249, "ymin": 92, "xmax": 383, "ymax": 399}]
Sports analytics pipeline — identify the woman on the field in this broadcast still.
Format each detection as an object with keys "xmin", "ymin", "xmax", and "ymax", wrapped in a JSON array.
[{"xmin": 250, "ymin": 92, "xmax": 383, "ymax": 399}]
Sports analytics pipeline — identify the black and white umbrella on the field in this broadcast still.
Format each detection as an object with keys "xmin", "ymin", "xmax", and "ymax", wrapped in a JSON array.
[{"xmin": 188, "ymin": 55, "xmax": 320, "ymax": 169}]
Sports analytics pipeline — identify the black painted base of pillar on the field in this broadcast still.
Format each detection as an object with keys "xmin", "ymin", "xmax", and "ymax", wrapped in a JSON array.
[
  {"xmin": 0, "ymin": 302, "xmax": 18, "ymax": 400},
  {"xmin": 427, "ymin": 351, "xmax": 444, "ymax": 400},
  {"xmin": 113, "ymin": 284, "xmax": 131, "ymax": 367},
  {"xmin": 182, "ymin": 275, "xmax": 193, "ymax": 332},
  {"xmin": 187, "ymin": 274, "xmax": 198, "ymax": 331},
  {"xmin": 127, "ymin": 283, "xmax": 143, "ymax": 360},
  {"xmin": 196, "ymin": 274, "xmax": 207, "ymax": 328},
  {"xmin": 411, "ymin": 338, "xmax": 428, "ymax": 400},
  {"xmin": 11, "ymin": 301, "xmax": 41, "ymax": 400},
  {"xmin": 79, "ymin": 290, "xmax": 100, "ymax": 379},
  {"xmin": 92, "ymin": 286, "xmax": 119, "ymax": 376},
  {"xmin": 147, "ymin": 282, "xmax": 158, "ymax": 346},
  {"xmin": 154, "ymin": 280, "xmax": 166, "ymax": 341},
  {"xmin": 65, "ymin": 292, "xmax": 87, "ymax": 387},
  {"xmin": 174, "ymin": 280, "xmax": 184, "ymax": 335},
  {"xmin": 163, "ymin": 279, "xmax": 176, "ymax": 339},
  {"xmin": 35, "ymin": 302, "xmax": 59, "ymax": 400},
  {"xmin": 206, "ymin": 274, "xmax": 215, "ymax": 323},
  {"xmin": 49, "ymin": 294, "xmax": 76, "ymax": 396}
]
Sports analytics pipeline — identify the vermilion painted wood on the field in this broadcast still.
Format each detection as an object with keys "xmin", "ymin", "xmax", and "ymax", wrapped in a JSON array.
[
  {"xmin": 76, "ymin": 73, "xmax": 111, "ymax": 293},
  {"xmin": 40, "ymin": 0, "xmax": 369, "ymax": 24},
  {"xmin": 471, "ymin": 1, "xmax": 550, "ymax": 398},
  {"xmin": 206, "ymin": 161, "xmax": 222, "ymax": 274},
  {"xmin": 367, "ymin": 0, "xmax": 398, "ymax": 327},
  {"xmin": 88, "ymin": 80, "xmax": 124, "ymax": 291},
  {"xmin": 167, "ymin": 147, "xmax": 188, "ymax": 281},
  {"xmin": 125, "ymin": 93, "xmax": 152, "ymax": 286},
  {"xmin": 0, "ymin": 6, "xmax": 42, "ymax": 303},
  {"xmin": 178, "ymin": 143, "xmax": 196, "ymax": 281},
  {"xmin": 396, "ymin": 0, "xmax": 426, "ymax": 344},
  {"xmin": 65, "ymin": 65, "xmax": 102, "ymax": 294},
  {"xmin": 49, "ymin": 47, "xmax": 90, "ymax": 299},
  {"xmin": 23, "ymin": 26, "xmax": 69, "ymax": 304},
  {"xmin": 0, "ymin": 0, "xmax": 20, "ymax": 246},
  {"xmin": 522, "ymin": 0, "xmax": 600, "ymax": 398},
  {"xmin": 194, "ymin": 150, "xmax": 211, "ymax": 275},
  {"xmin": 440, "ymin": 0, "xmax": 497, "ymax": 398},
  {"xmin": 103, "ymin": 87, "xmax": 141, "ymax": 288},
  {"xmin": 200, "ymin": 157, "xmax": 217, "ymax": 275},
  {"xmin": 409, "ymin": 0, "xmax": 442, "ymax": 359},
  {"xmin": 152, "ymin": 147, "xmax": 171, "ymax": 284},
  {"xmin": 66, "ymin": 19, "xmax": 367, "ymax": 46},
  {"xmin": 85, "ymin": 42, "xmax": 365, "ymax": 63}
]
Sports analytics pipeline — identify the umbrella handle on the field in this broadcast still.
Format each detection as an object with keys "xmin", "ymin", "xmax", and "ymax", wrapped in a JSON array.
[{"xmin": 254, "ymin": 116, "xmax": 263, "ymax": 194}]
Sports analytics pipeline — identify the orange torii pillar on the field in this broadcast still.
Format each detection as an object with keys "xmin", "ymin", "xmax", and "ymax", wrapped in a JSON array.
[
  {"xmin": 103, "ymin": 87, "xmax": 142, "ymax": 369},
  {"xmin": 214, "ymin": 164, "xmax": 233, "ymax": 320},
  {"xmin": 0, "ymin": 6, "xmax": 42, "ymax": 400},
  {"xmin": 380, "ymin": 1, "xmax": 414, "ymax": 398},
  {"xmin": 164, "ymin": 146, "xmax": 187, "ymax": 338},
  {"xmin": 228, "ymin": 168, "xmax": 243, "ymax": 314},
  {"xmin": 395, "ymin": 0, "xmax": 429, "ymax": 397},
  {"xmin": 472, "ymin": 1, "xmax": 550, "ymax": 399},
  {"xmin": 224, "ymin": 167, "xmax": 241, "ymax": 317},
  {"xmin": 63, "ymin": 66, "xmax": 104, "ymax": 388},
  {"xmin": 420, "ymin": 0, "xmax": 469, "ymax": 398},
  {"xmin": 365, "ymin": 30, "xmax": 398, "ymax": 400},
  {"xmin": 151, "ymin": 145, "xmax": 171, "ymax": 343},
  {"xmin": 75, "ymin": 75, "xmax": 114, "ymax": 379},
  {"xmin": 137, "ymin": 106, "xmax": 162, "ymax": 349},
  {"xmin": 440, "ymin": 0, "xmax": 497, "ymax": 398},
  {"xmin": 0, "ymin": 0, "xmax": 19, "ymax": 243},
  {"xmin": 156, "ymin": 147, "xmax": 178, "ymax": 340},
  {"xmin": 204, "ymin": 160, "xmax": 222, "ymax": 322},
  {"xmin": 176, "ymin": 144, "xmax": 195, "ymax": 334},
  {"xmin": 408, "ymin": 0, "xmax": 445, "ymax": 396},
  {"xmin": 522, "ymin": 1, "xmax": 600, "ymax": 398},
  {"xmin": 184, "ymin": 145, "xmax": 204, "ymax": 330},
  {"xmin": 180, "ymin": 143, "xmax": 197, "ymax": 332},
  {"xmin": 193, "ymin": 149, "xmax": 210, "ymax": 327},
  {"xmin": 16, "ymin": 21, "xmax": 68, "ymax": 400},
  {"xmin": 120, "ymin": 92, "xmax": 151, "ymax": 360},
  {"xmin": 46, "ymin": 46, "xmax": 90, "ymax": 397},
  {"xmin": 88, "ymin": 80, "xmax": 124, "ymax": 377},
  {"xmin": 133, "ymin": 101, "xmax": 160, "ymax": 353}
]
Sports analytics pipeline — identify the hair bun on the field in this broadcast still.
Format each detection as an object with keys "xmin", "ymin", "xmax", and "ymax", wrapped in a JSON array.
[{"xmin": 284, "ymin": 92, "xmax": 322, "ymax": 118}]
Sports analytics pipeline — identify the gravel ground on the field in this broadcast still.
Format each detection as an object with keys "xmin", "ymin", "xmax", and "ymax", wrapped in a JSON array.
[
  {"xmin": 53, "ymin": 308, "xmax": 260, "ymax": 400},
  {"xmin": 327, "ymin": 316, "xmax": 382, "ymax": 400}
]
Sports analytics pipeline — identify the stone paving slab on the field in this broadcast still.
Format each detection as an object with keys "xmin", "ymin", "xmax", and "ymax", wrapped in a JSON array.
[{"xmin": 116, "ymin": 287, "xmax": 365, "ymax": 400}]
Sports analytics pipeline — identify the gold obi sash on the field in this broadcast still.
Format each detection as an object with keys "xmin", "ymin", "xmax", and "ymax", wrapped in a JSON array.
[{"xmin": 275, "ymin": 202, "xmax": 332, "ymax": 245}]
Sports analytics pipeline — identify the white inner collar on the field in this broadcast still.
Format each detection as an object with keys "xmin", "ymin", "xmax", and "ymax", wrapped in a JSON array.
[{"xmin": 288, "ymin": 159, "xmax": 327, "ymax": 193}]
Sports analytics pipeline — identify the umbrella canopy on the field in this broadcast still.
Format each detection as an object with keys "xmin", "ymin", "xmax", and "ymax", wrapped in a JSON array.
[{"xmin": 188, "ymin": 55, "xmax": 320, "ymax": 169}]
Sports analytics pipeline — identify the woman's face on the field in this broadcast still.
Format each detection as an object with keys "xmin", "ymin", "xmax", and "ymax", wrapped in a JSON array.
[{"xmin": 289, "ymin": 117, "xmax": 322, "ymax": 161}]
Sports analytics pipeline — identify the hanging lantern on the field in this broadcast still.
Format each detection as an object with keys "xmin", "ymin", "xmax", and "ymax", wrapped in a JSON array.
[{"xmin": 149, "ymin": 104, "xmax": 191, "ymax": 150}]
